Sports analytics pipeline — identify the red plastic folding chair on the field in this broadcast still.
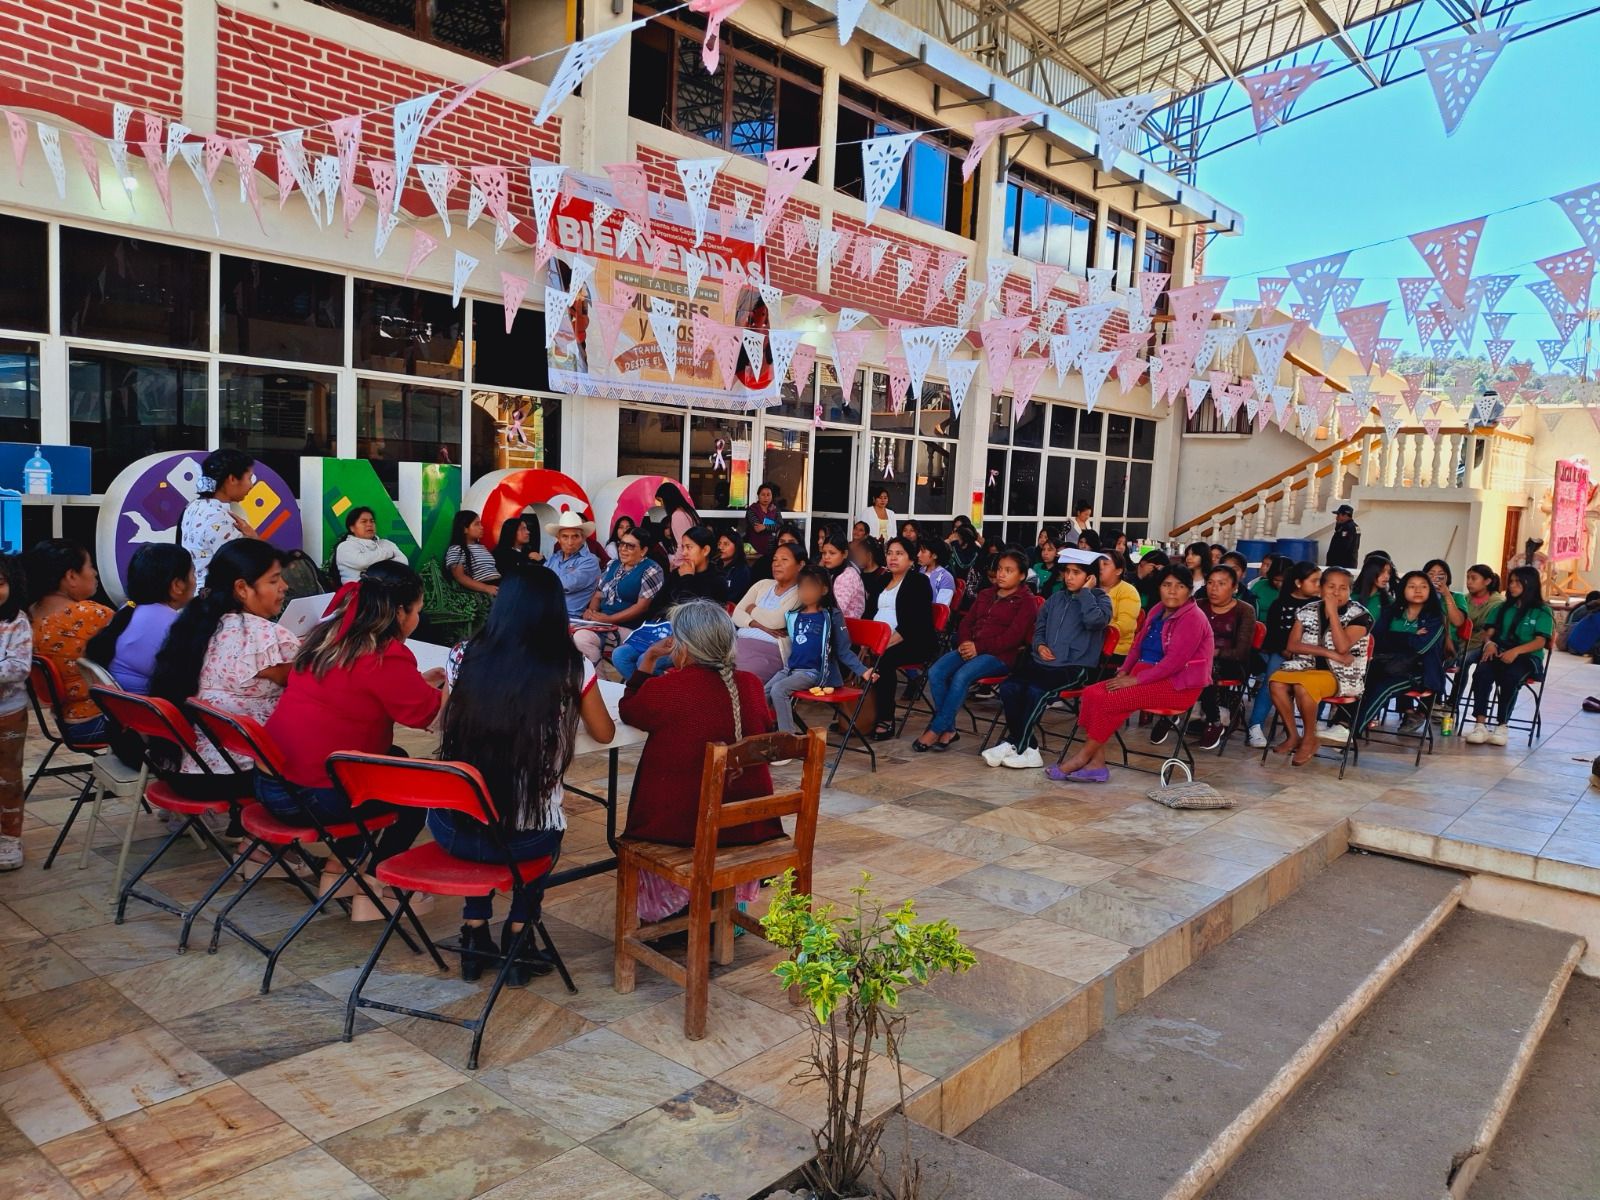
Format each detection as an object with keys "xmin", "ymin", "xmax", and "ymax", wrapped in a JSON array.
[
  {"xmin": 985, "ymin": 624, "xmax": 1120, "ymax": 755},
  {"xmin": 782, "ymin": 617, "xmax": 892, "ymax": 784},
  {"xmin": 30, "ymin": 656, "xmax": 112, "ymax": 869},
  {"xmin": 894, "ymin": 602, "xmax": 952, "ymax": 735},
  {"xmin": 1213, "ymin": 620, "xmax": 1267, "ymax": 754},
  {"xmin": 187, "ymin": 699, "xmax": 425, "ymax": 993},
  {"xmin": 328, "ymin": 751, "xmax": 574, "ymax": 1070}
]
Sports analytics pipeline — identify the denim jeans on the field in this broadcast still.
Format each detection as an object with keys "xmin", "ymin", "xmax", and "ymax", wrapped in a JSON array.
[
  {"xmin": 426, "ymin": 811, "xmax": 562, "ymax": 922},
  {"xmin": 926, "ymin": 651, "xmax": 1006, "ymax": 734},
  {"xmin": 1248, "ymin": 653, "xmax": 1284, "ymax": 727},
  {"xmin": 255, "ymin": 775, "xmax": 425, "ymax": 868},
  {"xmin": 613, "ymin": 621, "xmax": 673, "ymax": 678}
]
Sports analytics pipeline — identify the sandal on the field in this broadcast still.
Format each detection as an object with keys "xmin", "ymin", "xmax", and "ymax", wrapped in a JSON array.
[{"xmin": 871, "ymin": 723, "xmax": 897, "ymax": 742}]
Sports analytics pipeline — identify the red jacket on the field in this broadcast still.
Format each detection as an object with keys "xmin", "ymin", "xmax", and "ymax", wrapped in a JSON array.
[
  {"xmin": 957, "ymin": 587, "xmax": 1037, "ymax": 664},
  {"xmin": 618, "ymin": 664, "xmax": 782, "ymax": 848},
  {"xmin": 266, "ymin": 641, "xmax": 444, "ymax": 788}
]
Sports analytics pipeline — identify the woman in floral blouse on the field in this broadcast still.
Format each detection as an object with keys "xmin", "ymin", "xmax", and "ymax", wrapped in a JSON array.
[
  {"xmin": 27, "ymin": 539, "xmax": 114, "ymax": 742},
  {"xmin": 180, "ymin": 449, "xmax": 262, "ymax": 590}
]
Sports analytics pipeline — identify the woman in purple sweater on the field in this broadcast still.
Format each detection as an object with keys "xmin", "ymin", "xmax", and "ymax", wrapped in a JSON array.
[{"xmin": 1048, "ymin": 566, "xmax": 1215, "ymax": 783}]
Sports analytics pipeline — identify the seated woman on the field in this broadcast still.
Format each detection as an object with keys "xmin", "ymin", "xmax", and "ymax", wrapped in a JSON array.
[
  {"xmin": 818, "ymin": 533, "xmax": 865, "ymax": 619},
  {"xmin": 1134, "ymin": 550, "xmax": 1170, "ymax": 609},
  {"xmin": 1029, "ymin": 538, "xmax": 1062, "ymax": 596},
  {"xmin": 1423, "ymin": 558, "xmax": 1469, "ymax": 645},
  {"xmin": 1190, "ymin": 565, "xmax": 1256, "ymax": 750},
  {"xmin": 716, "ymin": 531, "xmax": 752, "ymax": 605},
  {"xmin": 1266, "ymin": 567, "xmax": 1372, "ymax": 765},
  {"xmin": 1352, "ymin": 570, "xmax": 1447, "ymax": 736},
  {"xmin": 439, "ymin": 569, "xmax": 614, "ymax": 984},
  {"xmin": 86, "ymin": 544, "xmax": 194, "ymax": 695},
  {"xmin": 765, "ymin": 566, "xmax": 877, "ymax": 736},
  {"xmin": 613, "ymin": 526, "xmax": 722, "ymax": 678},
  {"xmin": 1353, "ymin": 554, "xmax": 1395, "ymax": 620},
  {"xmin": 917, "ymin": 539, "xmax": 956, "ymax": 607},
  {"xmin": 1182, "ymin": 542, "xmax": 1210, "ymax": 589},
  {"xmin": 493, "ymin": 515, "xmax": 543, "ymax": 576},
  {"xmin": 444, "ymin": 510, "xmax": 501, "ymax": 600},
  {"xmin": 913, "ymin": 550, "xmax": 1034, "ymax": 752},
  {"xmin": 731, "ymin": 542, "xmax": 803, "ymax": 683},
  {"xmin": 603, "ymin": 514, "xmax": 635, "ymax": 565},
  {"xmin": 1464, "ymin": 566, "xmax": 1553, "ymax": 746},
  {"xmin": 334, "ymin": 507, "xmax": 407, "ymax": 584},
  {"xmin": 1245, "ymin": 562, "xmax": 1323, "ymax": 747},
  {"xmin": 1250, "ymin": 555, "xmax": 1290, "ymax": 614},
  {"xmin": 989, "ymin": 557, "xmax": 1110, "ymax": 770},
  {"xmin": 28, "ymin": 539, "xmax": 116, "ymax": 742},
  {"xmin": 1046, "ymin": 567, "xmax": 1213, "ymax": 784},
  {"xmin": 573, "ymin": 525, "xmax": 666, "ymax": 665},
  {"xmin": 866, "ymin": 538, "xmax": 936, "ymax": 741},
  {"xmin": 1097, "ymin": 551, "xmax": 1141, "ymax": 656},
  {"xmin": 619, "ymin": 600, "xmax": 781, "ymax": 922},
  {"xmin": 849, "ymin": 537, "xmax": 889, "ymax": 608},
  {"xmin": 261, "ymin": 563, "xmax": 447, "ymax": 919}
]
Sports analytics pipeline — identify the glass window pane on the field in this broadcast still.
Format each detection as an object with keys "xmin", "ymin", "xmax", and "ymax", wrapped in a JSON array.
[
  {"xmin": 1069, "ymin": 209, "xmax": 1092, "ymax": 276},
  {"xmin": 688, "ymin": 414, "xmax": 752, "ymax": 510},
  {"xmin": 219, "ymin": 256, "xmax": 344, "ymax": 366},
  {"xmin": 1102, "ymin": 460, "xmax": 1127, "ymax": 518},
  {"xmin": 675, "ymin": 33, "xmax": 725, "ymax": 145},
  {"xmin": 875, "ymin": 123, "xmax": 905, "ymax": 212},
  {"xmin": 868, "ymin": 436, "xmax": 911, "ymax": 514},
  {"xmin": 355, "ymin": 379, "xmax": 463, "ymax": 496},
  {"xmin": 472, "ymin": 301, "xmax": 549, "ymax": 390},
  {"xmin": 908, "ymin": 142, "xmax": 947, "ymax": 226},
  {"xmin": 69, "ymin": 350, "xmax": 208, "ymax": 493},
  {"xmin": 1043, "ymin": 202, "xmax": 1071, "ymax": 268},
  {"xmin": 1071, "ymin": 458, "xmax": 1098, "ymax": 516},
  {"xmin": 0, "ymin": 215, "xmax": 48, "ymax": 333},
  {"xmin": 1017, "ymin": 190, "xmax": 1046, "ymax": 261},
  {"xmin": 917, "ymin": 381, "xmax": 958, "ymax": 440},
  {"xmin": 219, "ymin": 364, "xmax": 337, "ymax": 494},
  {"xmin": 1076, "ymin": 409, "xmax": 1103, "ymax": 452},
  {"xmin": 0, "ymin": 339, "xmax": 42, "ymax": 444},
  {"xmin": 629, "ymin": 22, "xmax": 673, "ymax": 125},
  {"xmin": 1009, "ymin": 450, "xmax": 1041, "ymax": 515},
  {"xmin": 817, "ymin": 361, "xmax": 862, "ymax": 424},
  {"xmin": 1043, "ymin": 456, "xmax": 1071, "ymax": 516},
  {"xmin": 761, "ymin": 427, "xmax": 809, "ymax": 511},
  {"xmin": 869, "ymin": 372, "xmax": 915, "ymax": 435},
  {"xmin": 617, "ymin": 406, "xmax": 684, "ymax": 479},
  {"xmin": 1127, "ymin": 461, "xmax": 1152, "ymax": 518},
  {"xmin": 1003, "ymin": 184, "xmax": 1020, "ymax": 255},
  {"xmin": 914, "ymin": 438, "xmax": 957, "ymax": 516},
  {"xmin": 1013, "ymin": 402, "xmax": 1046, "ymax": 449},
  {"xmin": 59, "ymin": 228, "xmax": 208, "ymax": 350},
  {"xmin": 988, "ymin": 392, "xmax": 1011, "ymax": 446},
  {"xmin": 1106, "ymin": 413, "xmax": 1133, "ymax": 458},
  {"xmin": 729, "ymin": 59, "xmax": 777, "ymax": 157},
  {"xmin": 353, "ymin": 280, "xmax": 463, "ymax": 379},
  {"xmin": 1008, "ymin": 520, "xmax": 1039, "ymax": 547},
  {"xmin": 1131, "ymin": 417, "xmax": 1156, "ymax": 459},
  {"xmin": 985, "ymin": 447, "xmax": 1007, "ymax": 516},
  {"xmin": 1048, "ymin": 404, "xmax": 1076, "ymax": 449},
  {"xmin": 470, "ymin": 391, "xmax": 560, "ymax": 479},
  {"xmin": 774, "ymin": 375, "xmax": 814, "ymax": 421}
]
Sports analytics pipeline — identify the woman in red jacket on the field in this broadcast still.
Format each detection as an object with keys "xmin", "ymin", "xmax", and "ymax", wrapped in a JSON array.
[
  {"xmin": 260, "ymin": 563, "xmax": 447, "ymax": 916},
  {"xmin": 913, "ymin": 549, "xmax": 1036, "ymax": 752},
  {"xmin": 619, "ymin": 599, "xmax": 781, "ymax": 922},
  {"xmin": 1047, "ymin": 566, "xmax": 1214, "ymax": 783}
]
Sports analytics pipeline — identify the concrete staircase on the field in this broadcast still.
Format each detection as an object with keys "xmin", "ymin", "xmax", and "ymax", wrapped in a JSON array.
[{"xmin": 906, "ymin": 852, "xmax": 1585, "ymax": 1200}]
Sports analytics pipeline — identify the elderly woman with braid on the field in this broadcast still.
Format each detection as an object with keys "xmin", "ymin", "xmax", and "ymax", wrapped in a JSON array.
[{"xmin": 618, "ymin": 600, "xmax": 783, "ymax": 922}]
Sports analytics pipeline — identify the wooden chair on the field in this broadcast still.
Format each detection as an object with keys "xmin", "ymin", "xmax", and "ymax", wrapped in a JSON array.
[{"xmin": 613, "ymin": 728, "xmax": 825, "ymax": 1040}]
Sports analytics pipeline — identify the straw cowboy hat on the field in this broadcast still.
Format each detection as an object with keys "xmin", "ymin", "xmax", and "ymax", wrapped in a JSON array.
[{"xmin": 545, "ymin": 510, "xmax": 596, "ymax": 537}]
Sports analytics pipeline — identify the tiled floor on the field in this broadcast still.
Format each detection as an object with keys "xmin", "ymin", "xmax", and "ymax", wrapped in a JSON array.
[{"xmin": 0, "ymin": 652, "xmax": 1596, "ymax": 1199}]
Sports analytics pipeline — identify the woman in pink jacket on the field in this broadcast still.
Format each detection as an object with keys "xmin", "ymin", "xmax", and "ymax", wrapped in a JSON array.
[{"xmin": 1047, "ymin": 566, "xmax": 1214, "ymax": 783}]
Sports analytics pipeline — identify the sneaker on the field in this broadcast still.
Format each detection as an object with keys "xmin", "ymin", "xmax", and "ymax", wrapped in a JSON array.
[
  {"xmin": 1488, "ymin": 724, "xmax": 1509, "ymax": 746},
  {"xmin": 1001, "ymin": 747, "xmax": 1044, "ymax": 769},
  {"xmin": 1246, "ymin": 724, "xmax": 1268, "ymax": 749},
  {"xmin": 1398, "ymin": 713, "xmax": 1426, "ymax": 734},
  {"xmin": 1319, "ymin": 724, "xmax": 1350, "ymax": 744},
  {"xmin": 970, "ymin": 685, "xmax": 997, "ymax": 701},
  {"xmin": 1150, "ymin": 718, "xmax": 1174, "ymax": 745},
  {"xmin": 0, "ymin": 835, "xmax": 20, "ymax": 871},
  {"xmin": 1198, "ymin": 724, "xmax": 1225, "ymax": 751},
  {"xmin": 769, "ymin": 758, "xmax": 794, "ymax": 767},
  {"xmin": 1185, "ymin": 718, "xmax": 1206, "ymax": 736},
  {"xmin": 1463, "ymin": 722, "xmax": 1490, "ymax": 745},
  {"xmin": 980, "ymin": 741, "xmax": 1015, "ymax": 767}
]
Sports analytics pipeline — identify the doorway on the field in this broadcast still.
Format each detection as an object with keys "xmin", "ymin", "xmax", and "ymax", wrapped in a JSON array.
[{"xmin": 812, "ymin": 432, "xmax": 857, "ymax": 532}]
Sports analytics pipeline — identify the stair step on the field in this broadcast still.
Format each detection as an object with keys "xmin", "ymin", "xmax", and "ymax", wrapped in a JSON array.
[
  {"xmin": 1209, "ymin": 910, "xmax": 1581, "ymax": 1200},
  {"xmin": 1467, "ymin": 975, "xmax": 1600, "ymax": 1200},
  {"xmin": 877, "ymin": 1115, "xmax": 1094, "ymax": 1200},
  {"xmin": 958, "ymin": 853, "xmax": 1465, "ymax": 1200}
]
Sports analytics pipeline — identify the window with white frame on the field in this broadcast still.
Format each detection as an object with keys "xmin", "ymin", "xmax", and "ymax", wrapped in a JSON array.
[{"xmin": 867, "ymin": 368, "xmax": 959, "ymax": 519}]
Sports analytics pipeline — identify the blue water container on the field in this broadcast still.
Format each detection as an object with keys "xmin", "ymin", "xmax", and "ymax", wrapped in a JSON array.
[
  {"xmin": 1275, "ymin": 537, "xmax": 1321, "ymax": 565},
  {"xmin": 1237, "ymin": 538, "xmax": 1274, "ymax": 581},
  {"xmin": 0, "ymin": 488, "xmax": 21, "ymax": 553}
]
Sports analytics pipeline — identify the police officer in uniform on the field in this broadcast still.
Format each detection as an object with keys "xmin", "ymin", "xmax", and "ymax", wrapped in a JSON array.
[{"xmin": 1327, "ymin": 503, "xmax": 1360, "ymax": 568}]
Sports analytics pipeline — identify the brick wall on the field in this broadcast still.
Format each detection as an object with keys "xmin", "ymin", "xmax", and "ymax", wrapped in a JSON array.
[
  {"xmin": 214, "ymin": 7, "xmax": 559, "ymax": 217},
  {"xmin": 826, "ymin": 213, "xmax": 961, "ymax": 326},
  {"xmin": 0, "ymin": 0, "xmax": 184, "ymax": 125}
]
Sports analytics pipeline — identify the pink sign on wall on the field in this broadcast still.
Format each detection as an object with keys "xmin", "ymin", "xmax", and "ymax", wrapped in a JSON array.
[{"xmin": 1551, "ymin": 458, "xmax": 1590, "ymax": 565}]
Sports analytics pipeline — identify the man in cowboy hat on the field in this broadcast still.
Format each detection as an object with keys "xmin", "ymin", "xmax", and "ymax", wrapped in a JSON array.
[{"xmin": 546, "ymin": 510, "xmax": 600, "ymax": 619}]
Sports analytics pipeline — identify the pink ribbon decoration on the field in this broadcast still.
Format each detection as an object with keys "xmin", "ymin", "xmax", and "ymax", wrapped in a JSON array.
[
  {"xmin": 960, "ymin": 112, "xmax": 1039, "ymax": 181},
  {"xmin": 1239, "ymin": 63, "xmax": 1328, "ymax": 135},
  {"xmin": 689, "ymin": 0, "xmax": 747, "ymax": 72}
]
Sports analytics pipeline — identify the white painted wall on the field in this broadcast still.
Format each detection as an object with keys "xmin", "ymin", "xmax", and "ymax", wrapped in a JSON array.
[{"xmin": 1171, "ymin": 426, "xmax": 1315, "ymax": 538}]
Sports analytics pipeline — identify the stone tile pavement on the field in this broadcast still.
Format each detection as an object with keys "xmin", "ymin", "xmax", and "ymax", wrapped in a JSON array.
[{"xmin": 0, "ymin": 652, "xmax": 1594, "ymax": 1198}]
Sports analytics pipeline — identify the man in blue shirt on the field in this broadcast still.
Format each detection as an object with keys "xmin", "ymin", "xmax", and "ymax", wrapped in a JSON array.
[{"xmin": 545, "ymin": 511, "xmax": 600, "ymax": 619}]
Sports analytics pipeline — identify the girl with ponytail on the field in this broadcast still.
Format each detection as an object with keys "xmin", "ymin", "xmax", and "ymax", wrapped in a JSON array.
[
  {"xmin": 619, "ymin": 599, "xmax": 785, "ymax": 922},
  {"xmin": 88, "ymin": 543, "xmax": 195, "ymax": 694},
  {"xmin": 259, "ymin": 561, "xmax": 445, "ymax": 912}
]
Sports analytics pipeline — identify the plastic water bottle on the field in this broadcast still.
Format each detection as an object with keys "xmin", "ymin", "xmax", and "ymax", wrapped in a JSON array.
[
  {"xmin": 1441, "ymin": 710, "xmax": 1454, "ymax": 738},
  {"xmin": 22, "ymin": 447, "xmax": 51, "ymax": 496}
]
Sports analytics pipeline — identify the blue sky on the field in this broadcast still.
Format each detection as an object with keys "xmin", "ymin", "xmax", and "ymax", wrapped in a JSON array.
[{"xmin": 1202, "ymin": 1, "xmax": 1600, "ymax": 358}]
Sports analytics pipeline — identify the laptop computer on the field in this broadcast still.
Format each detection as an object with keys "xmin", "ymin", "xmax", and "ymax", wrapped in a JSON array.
[{"xmin": 278, "ymin": 593, "xmax": 336, "ymax": 639}]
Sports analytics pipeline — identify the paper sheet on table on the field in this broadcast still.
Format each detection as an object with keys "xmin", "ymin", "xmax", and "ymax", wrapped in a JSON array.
[{"xmin": 407, "ymin": 640, "xmax": 452, "ymax": 674}]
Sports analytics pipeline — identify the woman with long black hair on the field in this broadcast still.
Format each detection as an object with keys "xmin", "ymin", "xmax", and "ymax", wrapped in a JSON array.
[
  {"xmin": 1245, "ymin": 561, "xmax": 1322, "ymax": 747},
  {"xmin": 1464, "ymin": 566, "xmax": 1553, "ymax": 746},
  {"xmin": 1353, "ymin": 569, "xmax": 1447, "ymax": 735},
  {"xmin": 87, "ymin": 543, "xmax": 194, "ymax": 694},
  {"xmin": 493, "ymin": 515, "xmax": 543, "ymax": 576},
  {"xmin": 439, "ymin": 568, "xmax": 614, "ymax": 983},
  {"xmin": 866, "ymin": 537, "xmax": 936, "ymax": 740},
  {"xmin": 1352, "ymin": 553, "xmax": 1395, "ymax": 620},
  {"xmin": 655, "ymin": 482, "xmax": 701, "ymax": 568}
]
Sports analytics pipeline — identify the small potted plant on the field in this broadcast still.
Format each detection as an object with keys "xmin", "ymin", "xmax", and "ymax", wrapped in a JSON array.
[{"xmin": 762, "ymin": 869, "xmax": 976, "ymax": 1199}]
